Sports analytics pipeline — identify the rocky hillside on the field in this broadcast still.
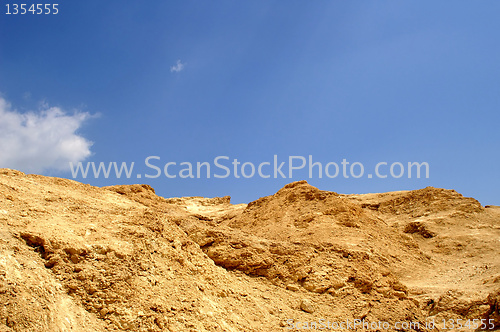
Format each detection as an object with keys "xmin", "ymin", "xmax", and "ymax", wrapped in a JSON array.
[{"xmin": 0, "ymin": 169, "xmax": 499, "ymax": 331}]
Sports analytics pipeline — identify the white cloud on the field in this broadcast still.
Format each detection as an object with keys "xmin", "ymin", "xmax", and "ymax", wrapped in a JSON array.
[
  {"xmin": 0, "ymin": 96, "xmax": 93, "ymax": 173},
  {"xmin": 170, "ymin": 59, "xmax": 185, "ymax": 73}
]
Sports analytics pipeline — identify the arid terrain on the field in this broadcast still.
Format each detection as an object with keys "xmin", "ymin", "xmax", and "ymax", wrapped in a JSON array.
[{"xmin": 0, "ymin": 168, "xmax": 499, "ymax": 331}]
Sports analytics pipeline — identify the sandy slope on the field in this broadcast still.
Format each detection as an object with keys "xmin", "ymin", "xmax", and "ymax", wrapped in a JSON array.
[{"xmin": 0, "ymin": 170, "xmax": 498, "ymax": 331}]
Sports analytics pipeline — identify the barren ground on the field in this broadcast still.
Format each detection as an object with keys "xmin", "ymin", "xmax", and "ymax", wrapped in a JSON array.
[{"xmin": 0, "ymin": 169, "xmax": 498, "ymax": 331}]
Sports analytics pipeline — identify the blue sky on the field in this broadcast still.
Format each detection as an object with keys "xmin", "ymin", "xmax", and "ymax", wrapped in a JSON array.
[{"xmin": 1, "ymin": 1, "xmax": 499, "ymax": 205}]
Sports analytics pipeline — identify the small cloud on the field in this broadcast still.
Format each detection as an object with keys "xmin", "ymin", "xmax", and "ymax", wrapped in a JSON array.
[
  {"xmin": 170, "ymin": 59, "xmax": 185, "ymax": 73},
  {"xmin": 0, "ymin": 96, "xmax": 93, "ymax": 173}
]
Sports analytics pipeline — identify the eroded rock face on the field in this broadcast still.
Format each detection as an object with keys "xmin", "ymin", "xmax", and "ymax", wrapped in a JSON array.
[
  {"xmin": 367, "ymin": 186, "xmax": 484, "ymax": 216},
  {"xmin": 173, "ymin": 180, "xmax": 499, "ymax": 330},
  {"xmin": 403, "ymin": 221, "xmax": 436, "ymax": 238},
  {"xmin": 1, "ymin": 172, "xmax": 499, "ymax": 331},
  {"xmin": 182, "ymin": 181, "xmax": 420, "ymax": 304},
  {"xmin": 485, "ymin": 290, "xmax": 500, "ymax": 329}
]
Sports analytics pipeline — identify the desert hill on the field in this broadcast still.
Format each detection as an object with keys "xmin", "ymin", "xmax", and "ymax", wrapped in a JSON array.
[{"xmin": 0, "ymin": 169, "xmax": 498, "ymax": 331}]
